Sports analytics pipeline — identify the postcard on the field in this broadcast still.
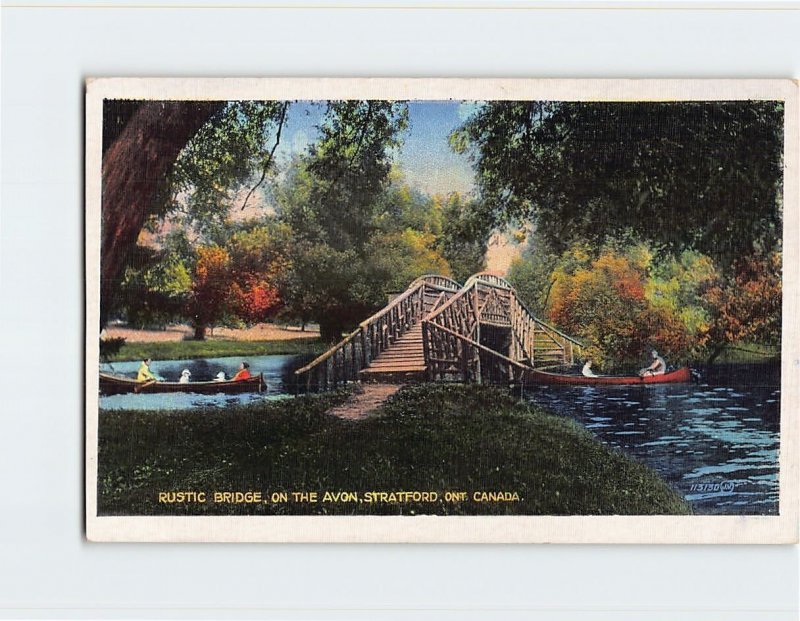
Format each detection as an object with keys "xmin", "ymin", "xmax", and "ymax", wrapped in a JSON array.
[{"xmin": 86, "ymin": 78, "xmax": 798, "ymax": 542}]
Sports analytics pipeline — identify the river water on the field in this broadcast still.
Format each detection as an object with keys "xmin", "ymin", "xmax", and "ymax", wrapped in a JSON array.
[
  {"xmin": 525, "ymin": 363, "xmax": 780, "ymax": 515},
  {"xmin": 99, "ymin": 354, "xmax": 311, "ymax": 410}
]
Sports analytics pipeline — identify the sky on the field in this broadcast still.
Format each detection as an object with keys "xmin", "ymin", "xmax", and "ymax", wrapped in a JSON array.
[{"xmin": 271, "ymin": 100, "xmax": 478, "ymax": 196}]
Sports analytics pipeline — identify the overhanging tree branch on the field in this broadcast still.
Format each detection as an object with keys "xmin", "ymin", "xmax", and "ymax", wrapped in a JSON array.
[
  {"xmin": 321, "ymin": 101, "xmax": 375, "ymax": 203},
  {"xmin": 240, "ymin": 102, "xmax": 290, "ymax": 211}
]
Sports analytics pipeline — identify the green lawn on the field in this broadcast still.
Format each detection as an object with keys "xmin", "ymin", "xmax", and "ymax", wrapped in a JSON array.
[
  {"xmin": 98, "ymin": 383, "xmax": 689, "ymax": 516},
  {"xmin": 106, "ymin": 337, "xmax": 327, "ymax": 362}
]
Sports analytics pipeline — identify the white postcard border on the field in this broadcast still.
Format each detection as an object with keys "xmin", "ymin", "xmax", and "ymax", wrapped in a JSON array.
[{"xmin": 86, "ymin": 77, "xmax": 799, "ymax": 543}]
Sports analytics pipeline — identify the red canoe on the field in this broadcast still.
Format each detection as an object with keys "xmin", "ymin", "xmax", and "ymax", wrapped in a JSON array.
[
  {"xmin": 527, "ymin": 366, "xmax": 691, "ymax": 386},
  {"xmin": 99, "ymin": 372, "xmax": 265, "ymax": 395}
]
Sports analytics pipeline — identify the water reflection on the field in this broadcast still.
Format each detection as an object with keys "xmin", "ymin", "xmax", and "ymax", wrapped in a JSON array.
[
  {"xmin": 525, "ymin": 364, "xmax": 780, "ymax": 515},
  {"xmin": 99, "ymin": 354, "xmax": 312, "ymax": 410}
]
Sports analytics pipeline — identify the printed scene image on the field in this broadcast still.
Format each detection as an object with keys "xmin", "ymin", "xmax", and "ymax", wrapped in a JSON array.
[{"xmin": 97, "ymin": 98, "xmax": 782, "ymax": 517}]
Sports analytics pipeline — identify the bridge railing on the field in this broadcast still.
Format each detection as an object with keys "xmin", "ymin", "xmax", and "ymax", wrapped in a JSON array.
[
  {"xmin": 423, "ymin": 321, "xmax": 532, "ymax": 385},
  {"xmin": 425, "ymin": 275, "xmax": 583, "ymax": 371},
  {"xmin": 508, "ymin": 294, "xmax": 584, "ymax": 368},
  {"xmin": 422, "ymin": 279, "xmax": 478, "ymax": 339},
  {"xmin": 294, "ymin": 275, "xmax": 460, "ymax": 392}
]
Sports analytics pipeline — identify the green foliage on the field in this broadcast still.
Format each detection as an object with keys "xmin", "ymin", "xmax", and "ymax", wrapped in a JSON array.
[
  {"xmin": 506, "ymin": 229, "xmax": 561, "ymax": 317},
  {"xmin": 439, "ymin": 192, "xmax": 493, "ymax": 283},
  {"xmin": 289, "ymin": 100, "xmax": 410, "ymax": 250},
  {"xmin": 280, "ymin": 241, "xmax": 390, "ymax": 341},
  {"xmin": 98, "ymin": 384, "xmax": 689, "ymax": 516},
  {"xmin": 226, "ymin": 222, "xmax": 292, "ymax": 279},
  {"xmin": 168, "ymin": 101, "xmax": 288, "ymax": 231},
  {"xmin": 646, "ymin": 250, "xmax": 717, "ymax": 349},
  {"xmin": 276, "ymin": 102, "xmax": 411, "ymax": 340},
  {"xmin": 454, "ymin": 101, "xmax": 784, "ymax": 270},
  {"xmin": 111, "ymin": 99, "xmax": 494, "ymax": 342},
  {"xmin": 111, "ymin": 245, "xmax": 192, "ymax": 328},
  {"xmin": 370, "ymin": 229, "xmax": 451, "ymax": 291},
  {"xmin": 373, "ymin": 175, "xmax": 445, "ymax": 235},
  {"xmin": 99, "ymin": 337, "xmax": 126, "ymax": 361}
]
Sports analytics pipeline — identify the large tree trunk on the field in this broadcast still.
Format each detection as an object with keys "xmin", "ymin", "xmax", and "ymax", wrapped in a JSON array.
[
  {"xmin": 193, "ymin": 323, "xmax": 208, "ymax": 341},
  {"xmin": 100, "ymin": 100, "xmax": 223, "ymax": 328},
  {"xmin": 318, "ymin": 317, "xmax": 345, "ymax": 343}
]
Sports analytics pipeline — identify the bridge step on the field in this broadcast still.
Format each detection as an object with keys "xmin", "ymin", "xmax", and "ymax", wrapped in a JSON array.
[
  {"xmin": 367, "ymin": 355, "xmax": 426, "ymax": 366},
  {"xmin": 363, "ymin": 363, "xmax": 426, "ymax": 372},
  {"xmin": 374, "ymin": 361, "xmax": 425, "ymax": 368},
  {"xmin": 360, "ymin": 323, "xmax": 426, "ymax": 383},
  {"xmin": 360, "ymin": 369, "xmax": 426, "ymax": 384},
  {"xmin": 376, "ymin": 354, "xmax": 425, "ymax": 362},
  {"xmin": 382, "ymin": 343, "xmax": 424, "ymax": 350}
]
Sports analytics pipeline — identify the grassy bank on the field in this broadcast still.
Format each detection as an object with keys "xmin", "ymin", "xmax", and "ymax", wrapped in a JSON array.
[
  {"xmin": 98, "ymin": 384, "xmax": 689, "ymax": 516},
  {"xmin": 106, "ymin": 337, "xmax": 327, "ymax": 362},
  {"xmin": 712, "ymin": 343, "xmax": 780, "ymax": 364}
]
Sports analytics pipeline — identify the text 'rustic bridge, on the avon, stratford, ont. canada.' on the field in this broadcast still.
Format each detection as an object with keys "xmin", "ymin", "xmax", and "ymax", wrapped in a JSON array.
[{"xmin": 294, "ymin": 272, "xmax": 584, "ymax": 392}]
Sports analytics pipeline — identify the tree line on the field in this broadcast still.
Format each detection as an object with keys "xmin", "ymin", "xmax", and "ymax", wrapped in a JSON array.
[
  {"xmin": 102, "ymin": 98, "xmax": 783, "ymax": 364},
  {"xmin": 102, "ymin": 100, "xmax": 491, "ymax": 341},
  {"xmin": 453, "ymin": 100, "xmax": 784, "ymax": 366}
]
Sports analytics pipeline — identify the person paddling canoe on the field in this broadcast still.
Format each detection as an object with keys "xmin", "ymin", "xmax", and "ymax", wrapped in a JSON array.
[
  {"xmin": 639, "ymin": 350, "xmax": 666, "ymax": 377},
  {"xmin": 137, "ymin": 358, "xmax": 157, "ymax": 383},
  {"xmin": 232, "ymin": 361, "xmax": 251, "ymax": 381}
]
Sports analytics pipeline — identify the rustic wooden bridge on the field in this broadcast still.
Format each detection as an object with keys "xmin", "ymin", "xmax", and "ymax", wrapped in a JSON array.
[{"xmin": 295, "ymin": 272, "xmax": 583, "ymax": 392}]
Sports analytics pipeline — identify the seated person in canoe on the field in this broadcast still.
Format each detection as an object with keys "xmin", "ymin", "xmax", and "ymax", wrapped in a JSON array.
[
  {"xmin": 137, "ymin": 358, "xmax": 158, "ymax": 383},
  {"xmin": 582, "ymin": 358, "xmax": 599, "ymax": 378},
  {"xmin": 232, "ymin": 362, "xmax": 251, "ymax": 381},
  {"xmin": 179, "ymin": 369, "xmax": 192, "ymax": 384},
  {"xmin": 638, "ymin": 350, "xmax": 666, "ymax": 377}
]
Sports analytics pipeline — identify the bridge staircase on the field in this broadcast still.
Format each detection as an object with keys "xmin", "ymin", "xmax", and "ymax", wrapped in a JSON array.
[
  {"xmin": 295, "ymin": 272, "xmax": 584, "ymax": 392},
  {"xmin": 358, "ymin": 322, "xmax": 426, "ymax": 383},
  {"xmin": 294, "ymin": 275, "xmax": 461, "ymax": 392}
]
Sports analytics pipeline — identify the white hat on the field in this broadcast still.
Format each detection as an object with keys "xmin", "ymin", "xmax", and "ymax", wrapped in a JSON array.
[
  {"xmin": 215, "ymin": 372, "xmax": 226, "ymax": 380},
  {"xmin": 181, "ymin": 369, "xmax": 191, "ymax": 376}
]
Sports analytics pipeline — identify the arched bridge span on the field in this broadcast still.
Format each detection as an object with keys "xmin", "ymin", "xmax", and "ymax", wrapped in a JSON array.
[{"xmin": 295, "ymin": 272, "xmax": 582, "ymax": 391}]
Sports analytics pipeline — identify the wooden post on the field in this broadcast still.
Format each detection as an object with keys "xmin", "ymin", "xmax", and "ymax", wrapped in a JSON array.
[
  {"xmin": 460, "ymin": 339, "xmax": 469, "ymax": 382},
  {"xmin": 472, "ymin": 284, "xmax": 482, "ymax": 384},
  {"xmin": 422, "ymin": 320, "xmax": 431, "ymax": 381},
  {"xmin": 361, "ymin": 327, "xmax": 368, "ymax": 369}
]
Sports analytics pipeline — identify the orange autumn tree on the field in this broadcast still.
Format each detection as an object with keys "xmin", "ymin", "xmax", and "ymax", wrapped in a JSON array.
[
  {"xmin": 226, "ymin": 225, "xmax": 287, "ymax": 325},
  {"xmin": 702, "ymin": 251, "xmax": 782, "ymax": 362},
  {"xmin": 548, "ymin": 247, "xmax": 690, "ymax": 370},
  {"xmin": 186, "ymin": 227, "xmax": 288, "ymax": 339},
  {"xmin": 187, "ymin": 245, "xmax": 232, "ymax": 340},
  {"xmin": 229, "ymin": 275, "xmax": 281, "ymax": 324}
]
